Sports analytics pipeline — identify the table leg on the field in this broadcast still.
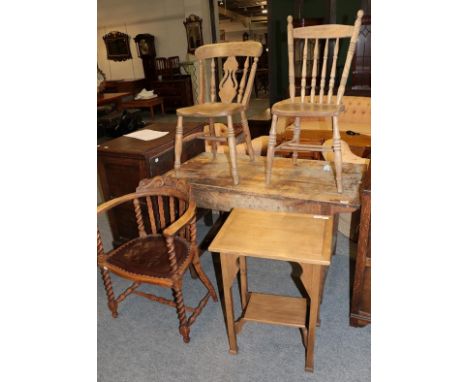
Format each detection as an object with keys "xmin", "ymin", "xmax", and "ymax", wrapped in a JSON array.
[
  {"xmin": 150, "ymin": 106, "xmax": 155, "ymax": 119},
  {"xmin": 160, "ymin": 102, "xmax": 165, "ymax": 114},
  {"xmin": 220, "ymin": 252, "xmax": 240, "ymax": 354},
  {"xmin": 331, "ymin": 214, "xmax": 339, "ymax": 255},
  {"xmin": 239, "ymin": 256, "xmax": 248, "ymax": 310},
  {"xmin": 300, "ymin": 263, "xmax": 322, "ymax": 372}
]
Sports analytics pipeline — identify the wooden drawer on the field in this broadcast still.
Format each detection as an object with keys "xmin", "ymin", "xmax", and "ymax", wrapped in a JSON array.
[{"xmin": 148, "ymin": 139, "xmax": 204, "ymax": 177}]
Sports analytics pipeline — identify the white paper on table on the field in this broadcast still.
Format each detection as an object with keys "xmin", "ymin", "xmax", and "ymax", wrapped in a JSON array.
[{"xmin": 123, "ymin": 129, "xmax": 169, "ymax": 141}]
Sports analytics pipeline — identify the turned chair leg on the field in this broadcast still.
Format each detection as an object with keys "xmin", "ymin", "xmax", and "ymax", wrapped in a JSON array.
[
  {"xmin": 188, "ymin": 220, "xmax": 217, "ymax": 301},
  {"xmin": 265, "ymin": 114, "xmax": 278, "ymax": 185},
  {"xmin": 192, "ymin": 255, "xmax": 218, "ymax": 302},
  {"xmin": 226, "ymin": 115, "xmax": 239, "ymax": 185},
  {"xmin": 292, "ymin": 116, "xmax": 301, "ymax": 165},
  {"xmin": 100, "ymin": 267, "xmax": 118, "ymax": 318},
  {"xmin": 241, "ymin": 111, "xmax": 255, "ymax": 161},
  {"xmin": 332, "ymin": 116, "xmax": 343, "ymax": 193},
  {"xmin": 174, "ymin": 116, "xmax": 183, "ymax": 175},
  {"xmin": 208, "ymin": 118, "xmax": 218, "ymax": 159},
  {"xmin": 173, "ymin": 283, "xmax": 190, "ymax": 343}
]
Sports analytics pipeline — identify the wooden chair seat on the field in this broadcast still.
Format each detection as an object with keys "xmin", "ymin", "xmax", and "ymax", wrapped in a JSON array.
[
  {"xmin": 104, "ymin": 234, "xmax": 191, "ymax": 279},
  {"xmin": 272, "ymin": 97, "xmax": 344, "ymax": 117},
  {"xmin": 177, "ymin": 102, "xmax": 246, "ymax": 117}
]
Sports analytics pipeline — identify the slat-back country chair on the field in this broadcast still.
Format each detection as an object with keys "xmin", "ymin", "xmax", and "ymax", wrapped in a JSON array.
[
  {"xmin": 155, "ymin": 57, "xmax": 169, "ymax": 78},
  {"xmin": 97, "ymin": 176, "xmax": 217, "ymax": 343},
  {"xmin": 174, "ymin": 41, "xmax": 263, "ymax": 185},
  {"xmin": 265, "ymin": 10, "xmax": 364, "ymax": 193}
]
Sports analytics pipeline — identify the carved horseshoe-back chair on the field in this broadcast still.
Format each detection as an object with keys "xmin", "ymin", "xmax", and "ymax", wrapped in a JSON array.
[
  {"xmin": 97, "ymin": 176, "xmax": 217, "ymax": 343},
  {"xmin": 174, "ymin": 41, "xmax": 263, "ymax": 185}
]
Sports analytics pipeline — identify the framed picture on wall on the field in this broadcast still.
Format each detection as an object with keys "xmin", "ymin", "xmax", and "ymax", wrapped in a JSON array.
[
  {"xmin": 103, "ymin": 31, "xmax": 132, "ymax": 62},
  {"xmin": 184, "ymin": 14, "xmax": 203, "ymax": 54}
]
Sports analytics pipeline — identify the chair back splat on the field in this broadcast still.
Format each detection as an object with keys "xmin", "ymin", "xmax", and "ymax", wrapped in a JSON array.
[{"xmin": 195, "ymin": 41, "xmax": 262, "ymax": 106}]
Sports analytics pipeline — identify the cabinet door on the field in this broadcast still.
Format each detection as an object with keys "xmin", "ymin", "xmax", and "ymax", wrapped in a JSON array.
[{"xmin": 350, "ymin": 189, "xmax": 371, "ymax": 327}]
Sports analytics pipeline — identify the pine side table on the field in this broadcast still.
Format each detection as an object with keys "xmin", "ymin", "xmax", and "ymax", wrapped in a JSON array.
[{"xmin": 209, "ymin": 208, "xmax": 333, "ymax": 372}]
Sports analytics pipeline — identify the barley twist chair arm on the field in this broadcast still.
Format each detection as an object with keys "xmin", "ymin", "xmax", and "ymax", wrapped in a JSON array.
[
  {"xmin": 97, "ymin": 193, "xmax": 141, "ymax": 215},
  {"xmin": 163, "ymin": 200, "xmax": 197, "ymax": 237}
]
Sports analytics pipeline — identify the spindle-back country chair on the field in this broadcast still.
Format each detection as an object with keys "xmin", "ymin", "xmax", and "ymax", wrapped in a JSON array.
[
  {"xmin": 174, "ymin": 41, "xmax": 263, "ymax": 185},
  {"xmin": 155, "ymin": 57, "xmax": 169, "ymax": 78},
  {"xmin": 265, "ymin": 10, "xmax": 364, "ymax": 193},
  {"xmin": 97, "ymin": 176, "xmax": 217, "ymax": 343}
]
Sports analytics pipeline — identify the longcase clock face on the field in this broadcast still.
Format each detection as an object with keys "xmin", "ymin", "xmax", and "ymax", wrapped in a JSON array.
[
  {"xmin": 135, "ymin": 34, "xmax": 155, "ymax": 58},
  {"xmin": 139, "ymin": 39, "xmax": 150, "ymax": 56}
]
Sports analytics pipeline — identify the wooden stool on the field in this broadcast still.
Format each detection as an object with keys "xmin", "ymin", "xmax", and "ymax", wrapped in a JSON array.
[{"xmin": 209, "ymin": 208, "xmax": 333, "ymax": 372}]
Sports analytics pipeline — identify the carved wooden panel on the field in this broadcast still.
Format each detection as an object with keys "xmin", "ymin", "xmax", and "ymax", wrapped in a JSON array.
[{"xmin": 219, "ymin": 56, "xmax": 239, "ymax": 103}]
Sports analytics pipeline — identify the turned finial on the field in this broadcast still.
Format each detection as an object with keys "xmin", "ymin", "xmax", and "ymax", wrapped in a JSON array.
[
  {"xmin": 287, "ymin": 15, "xmax": 293, "ymax": 24},
  {"xmin": 357, "ymin": 10, "xmax": 364, "ymax": 19}
]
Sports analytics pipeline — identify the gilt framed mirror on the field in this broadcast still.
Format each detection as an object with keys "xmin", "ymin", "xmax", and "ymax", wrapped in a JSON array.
[
  {"xmin": 184, "ymin": 14, "xmax": 203, "ymax": 54},
  {"xmin": 103, "ymin": 31, "xmax": 132, "ymax": 62}
]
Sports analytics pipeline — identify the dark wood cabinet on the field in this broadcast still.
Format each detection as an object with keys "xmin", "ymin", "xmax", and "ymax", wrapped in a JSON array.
[
  {"xmin": 349, "ymin": 14, "xmax": 371, "ymax": 96},
  {"xmin": 98, "ymin": 122, "xmax": 204, "ymax": 244},
  {"xmin": 150, "ymin": 75, "xmax": 193, "ymax": 111},
  {"xmin": 350, "ymin": 164, "xmax": 371, "ymax": 327}
]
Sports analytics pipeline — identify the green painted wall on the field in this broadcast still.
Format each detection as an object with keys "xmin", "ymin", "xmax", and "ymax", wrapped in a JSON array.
[
  {"xmin": 267, "ymin": 1, "xmax": 294, "ymax": 105},
  {"xmin": 268, "ymin": 0, "xmax": 362, "ymax": 105},
  {"xmin": 336, "ymin": 0, "xmax": 362, "ymax": 24}
]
